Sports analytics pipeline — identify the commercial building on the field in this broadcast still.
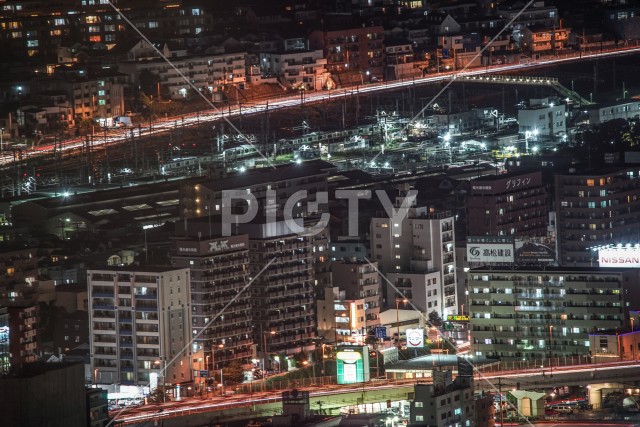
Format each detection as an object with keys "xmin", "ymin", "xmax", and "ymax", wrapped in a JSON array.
[
  {"xmin": 554, "ymin": 166, "xmax": 640, "ymax": 267},
  {"xmin": 469, "ymin": 267, "xmax": 632, "ymax": 361},
  {"xmin": 88, "ymin": 267, "xmax": 192, "ymax": 389},
  {"xmin": 370, "ymin": 203, "xmax": 458, "ymax": 317},
  {"xmin": 518, "ymin": 97, "xmax": 566, "ymax": 140},
  {"xmin": 467, "ymin": 170, "xmax": 548, "ymax": 237},
  {"xmin": 170, "ymin": 235, "xmax": 253, "ymax": 378}
]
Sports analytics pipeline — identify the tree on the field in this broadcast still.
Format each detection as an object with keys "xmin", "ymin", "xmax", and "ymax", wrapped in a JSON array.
[
  {"xmin": 221, "ymin": 360, "xmax": 244, "ymax": 385},
  {"xmin": 139, "ymin": 69, "xmax": 162, "ymax": 99},
  {"xmin": 147, "ymin": 387, "xmax": 164, "ymax": 404},
  {"xmin": 428, "ymin": 310, "xmax": 443, "ymax": 327}
]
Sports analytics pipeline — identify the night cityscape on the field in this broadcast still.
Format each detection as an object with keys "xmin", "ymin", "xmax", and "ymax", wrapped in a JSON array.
[{"xmin": 2, "ymin": 0, "xmax": 640, "ymax": 427}]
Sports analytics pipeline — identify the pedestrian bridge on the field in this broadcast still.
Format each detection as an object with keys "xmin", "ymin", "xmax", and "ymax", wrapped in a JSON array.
[{"xmin": 455, "ymin": 74, "xmax": 593, "ymax": 106}]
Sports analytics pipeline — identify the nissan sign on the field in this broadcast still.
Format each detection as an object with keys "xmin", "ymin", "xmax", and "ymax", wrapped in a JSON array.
[{"xmin": 598, "ymin": 247, "xmax": 640, "ymax": 268}]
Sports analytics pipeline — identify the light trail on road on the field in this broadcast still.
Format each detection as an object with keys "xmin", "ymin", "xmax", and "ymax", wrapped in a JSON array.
[
  {"xmin": 112, "ymin": 360, "xmax": 640, "ymax": 425},
  {"xmin": 5, "ymin": 45, "xmax": 640, "ymax": 167}
]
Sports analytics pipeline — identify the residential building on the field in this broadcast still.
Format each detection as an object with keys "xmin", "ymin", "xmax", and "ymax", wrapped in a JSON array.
[
  {"xmin": 586, "ymin": 99, "xmax": 640, "ymax": 125},
  {"xmin": 467, "ymin": 170, "xmax": 548, "ymax": 237},
  {"xmin": 554, "ymin": 166, "xmax": 640, "ymax": 267},
  {"xmin": 170, "ymin": 235, "xmax": 253, "ymax": 373},
  {"xmin": 410, "ymin": 372, "xmax": 475, "ymax": 427},
  {"xmin": 518, "ymin": 97, "xmax": 566, "ymax": 139},
  {"xmin": 331, "ymin": 260, "xmax": 382, "ymax": 329},
  {"xmin": 469, "ymin": 267, "xmax": 632, "ymax": 360},
  {"xmin": 245, "ymin": 221, "xmax": 318, "ymax": 358},
  {"xmin": 521, "ymin": 26, "xmax": 571, "ymax": 53},
  {"xmin": 6, "ymin": 305, "xmax": 39, "ymax": 373},
  {"xmin": 370, "ymin": 203, "xmax": 458, "ymax": 317},
  {"xmin": 386, "ymin": 271, "xmax": 442, "ymax": 313},
  {"xmin": 86, "ymin": 387, "xmax": 109, "ymax": 427},
  {"xmin": 53, "ymin": 310, "xmax": 89, "ymax": 353},
  {"xmin": 603, "ymin": 5, "xmax": 640, "ymax": 40},
  {"xmin": 0, "ymin": 308, "xmax": 8, "ymax": 375},
  {"xmin": 88, "ymin": 267, "xmax": 192, "ymax": 389},
  {"xmin": 31, "ymin": 72, "xmax": 125, "ymax": 122},
  {"xmin": 317, "ymin": 286, "xmax": 368, "ymax": 343},
  {"xmin": 308, "ymin": 24, "xmax": 385, "ymax": 83},
  {"xmin": 497, "ymin": 0, "xmax": 559, "ymax": 28},
  {"xmin": 260, "ymin": 49, "xmax": 329, "ymax": 91},
  {"xmin": 590, "ymin": 329, "xmax": 640, "ymax": 362}
]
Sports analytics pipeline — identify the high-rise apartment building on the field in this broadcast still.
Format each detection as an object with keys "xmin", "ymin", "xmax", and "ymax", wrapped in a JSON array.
[
  {"xmin": 88, "ymin": 267, "xmax": 191, "ymax": 389},
  {"xmin": 170, "ymin": 235, "xmax": 253, "ymax": 373},
  {"xmin": 247, "ymin": 221, "xmax": 318, "ymax": 357},
  {"xmin": 555, "ymin": 166, "xmax": 640, "ymax": 266},
  {"xmin": 370, "ymin": 204, "xmax": 458, "ymax": 317},
  {"xmin": 469, "ymin": 267, "xmax": 632, "ymax": 360},
  {"xmin": 468, "ymin": 170, "xmax": 547, "ymax": 237}
]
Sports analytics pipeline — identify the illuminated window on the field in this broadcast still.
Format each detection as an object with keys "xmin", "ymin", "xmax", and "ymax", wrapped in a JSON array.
[
  {"xmin": 27, "ymin": 40, "xmax": 38, "ymax": 47},
  {"xmin": 89, "ymin": 35, "xmax": 101, "ymax": 42},
  {"xmin": 586, "ymin": 179, "xmax": 595, "ymax": 187}
]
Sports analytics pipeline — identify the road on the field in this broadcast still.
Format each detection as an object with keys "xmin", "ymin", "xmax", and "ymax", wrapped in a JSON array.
[
  {"xmin": 111, "ymin": 360, "xmax": 640, "ymax": 425},
  {"xmin": 6, "ymin": 44, "xmax": 640, "ymax": 167}
]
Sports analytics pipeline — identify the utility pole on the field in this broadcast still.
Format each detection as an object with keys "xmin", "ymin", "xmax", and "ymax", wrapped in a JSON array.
[{"xmin": 498, "ymin": 377, "xmax": 504, "ymax": 427}]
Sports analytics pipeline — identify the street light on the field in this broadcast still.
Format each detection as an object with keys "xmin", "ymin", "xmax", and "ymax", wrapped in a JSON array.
[
  {"xmin": 0, "ymin": 127, "xmax": 4, "ymax": 155},
  {"xmin": 262, "ymin": 331, "xmax": 275, "ymax": 389},
  {"xmin": 549, "ymin": 325, "xmax": 554, "ymax": 377},
  {"xmin": 395, "ymin": 298, "xmax": 408, "ymax": 347},
  {"xmin": 210, "ymin": 343, "xmax": 224, "ymax": 395}
]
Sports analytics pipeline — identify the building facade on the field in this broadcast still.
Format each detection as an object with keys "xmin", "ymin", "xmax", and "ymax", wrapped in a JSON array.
[
  {"xmin": 331, "ymin": 260, "xmax": 382, "ymax": 330},
  {"xmin": 170, "ymin": 235, "xmax": 253, "ymax": 375},
  {"xmin": 7, "ymin": 305, "xmax": 39, "ymax": 372},
  {"xmin": 308, "ymin": 25, "xmax": 385, "ymax": 82},
  {"xmin": 469, "ymin": 267, "xmax": 630, "ymax": 360},
  {"xmin": 467, "ymin": 170, "xmax": 548, "ymax": 237},
  {"xmin": 370, "ymin": 205, "xmax": 458, "ymax": 317},
  {"xmin": 88, "ymin": 267, "xmax": 192, "ymax": 388},
  {"xmin": 554, "ymin": 166, "xmax": 640, "ymax": 267},
  {"xmin": 518, "ymin": 97, "xmax": 566, "ymax": 139}
]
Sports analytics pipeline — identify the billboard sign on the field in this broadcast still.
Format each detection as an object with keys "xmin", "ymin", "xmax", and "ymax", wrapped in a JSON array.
[
  {"xmin": 467, "ymin": 236, "xmax": 514, "ymax": 263},
  {"xmin": 406, "ymin": 329, "xmax": 424, "ymax": 348},
  {"xmin": 598, "ymin": 247, "xmax": 640, "ymax": 268},
  {"xmin": 515, "ymin": 237, "xmax": 556, "ymax": 264},
  {"xmin": 336, "ymin": 346, "xmax": 370, "ymax": 384},
  {"xmin": 447, "ymin": 315, "xmax": 470, "ymax": 322}
]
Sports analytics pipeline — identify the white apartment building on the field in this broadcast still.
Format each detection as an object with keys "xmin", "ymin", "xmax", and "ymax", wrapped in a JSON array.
[
  {"xmin": 88, "ymin": 267, "xmax": 192, "ymax": 391},
  {"xmin": 370, "ymin": 204, "xmax": 458, "ymax": 318},
  {"xmin": 387, "ymin": 271, "xmax": 442, "ymax": 314},
  {"xmin": 469, "ymin": 267, "xmax": 631, "ymax": 361},
  {"xmin": 260, "ymin": 49, "xmax": 328, "ymax": 90}
]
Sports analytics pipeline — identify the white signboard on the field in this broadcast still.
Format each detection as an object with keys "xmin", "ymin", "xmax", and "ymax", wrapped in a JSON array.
[
  {"xmin": 406, "ymin": 328, "xmax": 424, "ymax": 348},
  {"xmin": 598, "ymin": 247, "xmax": 640, "ymax": 268},
  {"xmin": 466, "ymin": 243, "xmax": 514, "ymax": 263}
]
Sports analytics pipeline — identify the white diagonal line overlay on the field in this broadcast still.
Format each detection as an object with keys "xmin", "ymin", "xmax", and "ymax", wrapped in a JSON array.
[
  {"xmin": 106, "ymin": 257, "xmax": 277, "ymax": 427},
  {"xmin": 106, "ymin": 1, "xmax": 276, "ymax": 169},
  {"xmin": 369, "ymin": 0, "xmax": 536, "ymax": 167},
  {"xmin": 364, "ymin": 257, "xmax": 535, "ymax": 427}
]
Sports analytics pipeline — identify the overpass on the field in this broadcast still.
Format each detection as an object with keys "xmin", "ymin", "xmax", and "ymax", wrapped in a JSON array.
[
  {"xmin": 456, "ymin": 74, "xmax": 593, "ymax": 106},
  {"xmin": 114, "ymin": 361, "xmax": 640, "ymax": 426}
]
